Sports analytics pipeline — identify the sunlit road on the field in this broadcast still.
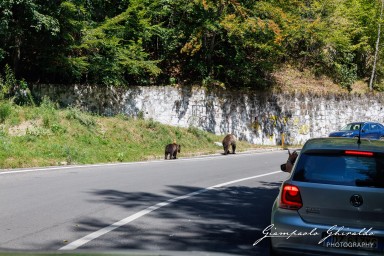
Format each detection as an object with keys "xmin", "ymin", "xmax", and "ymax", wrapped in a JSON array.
[{"xmin": 0, "ymin": 150, "xmax": 290, "ymax": 255}]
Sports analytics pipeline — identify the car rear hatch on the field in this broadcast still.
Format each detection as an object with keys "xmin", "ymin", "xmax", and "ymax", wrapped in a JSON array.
[{"xmin": 292, "ymin": 149, "xmax": 384, "ymax": 229}]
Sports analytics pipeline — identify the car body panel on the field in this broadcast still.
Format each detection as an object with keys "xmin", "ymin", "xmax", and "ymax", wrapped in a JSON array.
[{"xmin": 297, "ymin": 183, "xmax": 384, "ymax": 229}]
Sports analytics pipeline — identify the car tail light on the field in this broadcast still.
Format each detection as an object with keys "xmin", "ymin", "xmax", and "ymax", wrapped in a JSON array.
[
  {"xmin": 345, "ymin": 150, "xmax": 373, "ymax": 156},
  {"xmin": 280, "ymin": 184, "xmax": 303, "ymax": 210}
]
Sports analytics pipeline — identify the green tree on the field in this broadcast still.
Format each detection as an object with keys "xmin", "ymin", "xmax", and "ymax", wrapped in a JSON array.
[
  {"xmin": 272, "ymin": 0, "xmax": 384, "ymax": 91},
  {"xmin": 144, "ymin": 0, "xmax": 286, "ymax": 88},
  {"xmin": 77, "ymin": 0, "xmax": 161, "ymax": 86},
  {"xmin": 0, "ymin": 0, "xmax": 383, "ymax": 90},
  {"xmin": 0, "ymin": 0, "xmax": 60, "ymax": 80}
]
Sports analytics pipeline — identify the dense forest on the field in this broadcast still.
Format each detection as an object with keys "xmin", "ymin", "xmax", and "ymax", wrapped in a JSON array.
[{"xmin": 0, "ymin": 0, "xmax": 383, "ymax": 92}]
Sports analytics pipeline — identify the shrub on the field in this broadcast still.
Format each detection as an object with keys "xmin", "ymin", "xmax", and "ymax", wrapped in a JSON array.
[
  {"xmin": 146, "ymin": 118, "xmax": 159, "ymax": 129},
  {"xmin": 66, "ymin": 107, "xmax": 96, "ymax": 128},
  {"xmin": 39, "ymin": 96, "xmax": 58, "ymax": 128},
  {"xmin": 0, "ymin": 101, "xmax": 12, "ymax": 123},
  {"xmin": 51, "ymin": 123, "xmax": 66, "ymax": 134}
]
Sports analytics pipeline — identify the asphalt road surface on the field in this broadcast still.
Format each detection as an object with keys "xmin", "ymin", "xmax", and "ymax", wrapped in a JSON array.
[{"xmin": 0, "ymin": 150, "xmax": 290, "ymax": 255}]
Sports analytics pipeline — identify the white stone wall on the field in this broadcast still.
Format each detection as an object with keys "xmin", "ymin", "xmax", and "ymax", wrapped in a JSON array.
[{"xmin": 33, "ymin": 84, "xmax": 384, "ymax": 145}]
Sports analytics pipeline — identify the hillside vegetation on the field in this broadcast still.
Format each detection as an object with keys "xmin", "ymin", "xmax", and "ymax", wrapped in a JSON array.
[
  {"xmin": 0, "ymin": 99, "xmax": 270, "ymax": 169},
  {"xmin": 1, "ymin": 0, "xmax": 384, "ymax": 92}
]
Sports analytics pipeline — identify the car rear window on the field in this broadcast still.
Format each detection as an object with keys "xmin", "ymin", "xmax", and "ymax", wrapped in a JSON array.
[{"xmin": 293, "ymin": 152, "xmax": 384, "ymax": 187}]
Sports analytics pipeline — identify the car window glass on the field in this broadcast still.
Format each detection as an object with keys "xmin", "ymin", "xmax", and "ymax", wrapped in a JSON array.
[
  {"xmin": 293, "ymin": 153, "xmax": 384, "ymax": 188},
  {"xmin": 345, "ymin": 124, "xmax": 361, "ymax": 130},
  {"xmin": 341, "ymin": 124, "xmax": 354, "ymax": 130}
]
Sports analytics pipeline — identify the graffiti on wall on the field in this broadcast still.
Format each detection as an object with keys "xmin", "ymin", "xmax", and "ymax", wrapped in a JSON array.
[
  {"xmin": 251, "ymin": 113, "xmax": 289, "ymax": 135},
  {"xmin": 187, "ymin": 104, "xmax": 207, "ymax": 128},
  {"xmin": 249, "ymin": 112, "xmax": 293, "ymax": 144}
]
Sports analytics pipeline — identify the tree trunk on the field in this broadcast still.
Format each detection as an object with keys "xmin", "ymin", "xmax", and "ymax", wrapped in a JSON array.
[{"xmin": 12, "ymin": 32, "xmax": 22, "ymax": 78}]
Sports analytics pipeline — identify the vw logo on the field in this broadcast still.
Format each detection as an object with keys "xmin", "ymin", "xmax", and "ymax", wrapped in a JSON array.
[{"xmin": 350, "ymin": 194, "xmax": 363, "ymax": 207}]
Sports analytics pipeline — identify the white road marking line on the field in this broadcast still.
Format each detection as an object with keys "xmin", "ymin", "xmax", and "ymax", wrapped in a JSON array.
[
  {"xmin": 0, "ymin": 150, "xmax": 279, "ymax": 175},
  {"xmin": 0, "ymin": 161, "xmax": 158, "ymax": 175},
  {"xmin": 59, "ymin": 170, "xmax": 281, "ymax": 250}
]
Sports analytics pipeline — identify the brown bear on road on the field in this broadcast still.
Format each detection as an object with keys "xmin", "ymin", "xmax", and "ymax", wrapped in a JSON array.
[
  {"xmin": 165, "ymin": 143, "xmax": 181, "ymax": 160},
  {"xmin": 222, "ymin": 134, "xmax": 236, "ymax": 155}
]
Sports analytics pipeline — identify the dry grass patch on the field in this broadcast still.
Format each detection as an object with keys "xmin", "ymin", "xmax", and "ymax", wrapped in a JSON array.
[
  {"xmin": 273, "ymin": 67, "xmax": 353, "ymax": 95},
  {"xmin": 8, "ymin": 119, "xmax": 42, "ymax": 136}
]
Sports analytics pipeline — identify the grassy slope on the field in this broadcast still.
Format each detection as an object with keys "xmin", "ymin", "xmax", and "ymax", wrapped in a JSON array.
[{"xmin": 0, "ymin": 100, "xmax": 270, "ymax": 169}]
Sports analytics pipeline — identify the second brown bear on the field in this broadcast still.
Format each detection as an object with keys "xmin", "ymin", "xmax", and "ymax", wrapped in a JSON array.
[{"xmin": 222, "ymin": 134, "xmax": 236, "ymax": 155}]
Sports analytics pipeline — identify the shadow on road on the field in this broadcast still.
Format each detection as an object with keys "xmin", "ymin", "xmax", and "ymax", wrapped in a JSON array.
[{"xmin": 65, "ymin": 181, "xmax": 282, "ymax": 255}]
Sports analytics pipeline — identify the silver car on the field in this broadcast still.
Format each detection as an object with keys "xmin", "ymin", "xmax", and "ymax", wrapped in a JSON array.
[{"xmin": 270, "ymin": 137, "xmax": 384, "ymax": 255}]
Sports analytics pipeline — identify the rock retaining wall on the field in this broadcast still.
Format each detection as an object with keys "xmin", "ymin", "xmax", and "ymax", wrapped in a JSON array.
[{"xmin": 32, "ymin": 84, "xmax": 384, "ymax": 145}]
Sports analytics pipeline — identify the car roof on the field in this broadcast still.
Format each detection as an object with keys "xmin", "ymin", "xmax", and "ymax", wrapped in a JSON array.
[
  {"xmin": 301, "ymin": 137, "xmax": 384, "ymax": 153},
  {"xmin": 347, "ymin": 121, "xmax": 379, "ymax": 125}
]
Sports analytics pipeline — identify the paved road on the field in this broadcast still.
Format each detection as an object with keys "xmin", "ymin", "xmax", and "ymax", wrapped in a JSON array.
[{"xmin": 0, "ymin": 150, "xmax": 290, "ymax": 255}]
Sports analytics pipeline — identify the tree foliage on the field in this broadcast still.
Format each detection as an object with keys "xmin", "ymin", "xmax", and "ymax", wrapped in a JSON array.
[{"xmin": 0, "ymin": 0, "xmax": 383, "ymax": 90}]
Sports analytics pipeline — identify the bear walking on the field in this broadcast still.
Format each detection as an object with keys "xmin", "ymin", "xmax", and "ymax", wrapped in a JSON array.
[
  {"xmin": 164, "ymin": 143, "xmax": 181, "ymax": 160},
  {"xmin": 222, "ymin": 134, "xmax": 236, "ymax": 155}
]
